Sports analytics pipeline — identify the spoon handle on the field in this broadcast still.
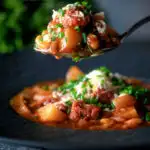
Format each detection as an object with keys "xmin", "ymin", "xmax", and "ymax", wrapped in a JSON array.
[{"xmin": 120, "ymin": 15, "xmax": 150, "ymax": 41}]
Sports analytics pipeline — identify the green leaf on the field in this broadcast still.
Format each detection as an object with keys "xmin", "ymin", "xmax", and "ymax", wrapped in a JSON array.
[
  {"xmin": 146, "ymin": 112, "xmax": 150, "ymax": 121},
  {"xmin": 82, "ymin": 32, "xmax": 87, "ymax": 43},
  {"xmin": 55, "ymin": 23, "xmax": 63, "ymax": 28},
  {"xmin": 74, "ymin": 26, "xmax": 80, "ymax": 32},
  {"xmin": 98, "ymin": 66, "xmax": 110, "ymax": 76},
  {"xmin": 58, "ymin": 32, "xmax": 65, "ymax": 38},
  {"xmin": 51, "ymin": 36, "xmax": 57, "ymax": 41},
  {"xmin": 82, "ymin": 1, "xmax": 88, "ymax": 7},
  {"xmin": 112, "ymin": 77, "xmax": 125, "ymax": 86},
  {"xmin": 58, "ymin": 9, "xmax": 65, "ymax": 16},
  {"xmin": 65, "ymin": 100, "xmax": 72, "ymax": 106},
  {"xmin": 72, "ymin": 56, "xmax": 80, "ymax": 62}
]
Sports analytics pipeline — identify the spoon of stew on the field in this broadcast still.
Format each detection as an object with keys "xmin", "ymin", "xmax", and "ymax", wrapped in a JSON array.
[
  {"xmin": 34, "ymin": 1, "xmax": 150, "ymax": 62},
  {"xmin": 91, "ymin": 15, "xmax": 150, "ymax": 58}
]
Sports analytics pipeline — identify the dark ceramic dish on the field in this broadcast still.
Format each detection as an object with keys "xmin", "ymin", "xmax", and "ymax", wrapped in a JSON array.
[{"xmin": 1, "ymin": 43, "xmax": 150, "ymax": 149}]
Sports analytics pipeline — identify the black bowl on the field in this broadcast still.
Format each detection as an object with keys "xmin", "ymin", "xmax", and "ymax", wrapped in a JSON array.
[{"xmin": 1, "ymin": 43, "xmax": 150, "ymax": 149}]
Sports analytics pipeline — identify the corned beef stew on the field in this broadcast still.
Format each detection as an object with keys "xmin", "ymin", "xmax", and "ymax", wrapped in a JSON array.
[
  {"xmin": 34, "ymin": 1, "xmax": 120, "ymax": 61},
  {"xmin": 10, "ymin": 66, "xmax": 150, "ymax": 130}
]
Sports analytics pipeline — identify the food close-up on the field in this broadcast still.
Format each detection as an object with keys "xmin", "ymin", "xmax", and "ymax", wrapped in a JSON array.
[
  {"xmin": 1, "ymin": 0, "xmax": 150, "ymax": 149},
  {"xmin": 34, "ymin": 1, "xmax": 120, "ymax": 61},
  {"xmin": 10, "ymin": 66, "xmax": 150, "ymax": 130}
]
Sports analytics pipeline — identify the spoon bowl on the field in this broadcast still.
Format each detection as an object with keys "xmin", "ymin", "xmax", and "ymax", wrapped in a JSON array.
[{"xmin": 95, "ymin": 15, "xmax": 150, "ymax": 56}]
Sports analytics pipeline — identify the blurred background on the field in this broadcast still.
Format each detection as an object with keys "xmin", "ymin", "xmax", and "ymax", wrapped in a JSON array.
[
  {"xmin": 0, "ymin": 0, "xmax": 93, "ymax": 54},
  {"xmin": 1, "ymin": 0, "xmax": 150, "ymax": 54}
]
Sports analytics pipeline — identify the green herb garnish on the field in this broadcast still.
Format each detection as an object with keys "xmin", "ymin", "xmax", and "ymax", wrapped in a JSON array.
[
  {"xmin": 98, "ymin": 66, "xmax": 110, "ymax": 76},
  {"xmin": 112, "ymin": 77, "xmax": 125, "ymax": 86},
  {"xmin": 85, "ymin": 97, "xmax": 98, "ymax": 104},
  {"xmin": 120, "ymin": 85, "xmax": 149, "ymax": 100},
  {"xmin": 55, "ymin": 23, "xmax": 63, "ymax": 28},
  {"xmin": 73, "ymin": 56, "xmax": 80, "ymax": 62},
  {"xmin": 82, "ymin": 32, "xmax": 87, "ymax": 43},
  {"xmin": 101, "ymin": 79, "xmax": 105, "ymax": 86},
  {"xmin": 51, "ymin": 31, "xmax": 57, "ymax": 41},
  {"xmin": 74, "ymin": 26, "xmax": 80, "ymax": 32},
  {"xmin": 58, "ymin": 9, "xmax": 65, "ymax": 16},
  {"xmin": 51, "ymin": 36, "xmax": 56, "ymax": 41},
  {"xmin": 146, "ymin": 112, "xmax": 150, "ymax": 121},
  {"xmin": 65, "ymin": 100, "xmax": 72, "ymax": 106},
  {"xmin": 82, "ymin": 1, "xmax": 88, "ymax": 7},
  {"xmin": 71, "ymin": 88, "xmax": 78, "ymax": 99},
  {"xmin": 79, "ymin": 88, "xmax": 87, "ymax": 100},
  {"xmin": 111, "ymin": 103, "xmax": 115, "ymax": 109},
  {"xmin": 144, "ymin": 98, "xmax": 149, "ymax": 104},
  {"xmin": 58, "ymin": 32, "xmax": 65, "ymax": 38}
]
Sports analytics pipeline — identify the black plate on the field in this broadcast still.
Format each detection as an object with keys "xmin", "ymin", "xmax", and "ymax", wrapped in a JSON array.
[{"xmin": 1, "ymin": 43, "xmax": 150, "ymax": 149}]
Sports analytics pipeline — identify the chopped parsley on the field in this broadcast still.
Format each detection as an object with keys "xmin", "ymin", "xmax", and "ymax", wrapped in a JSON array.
[
  {"xmin": 51, "ymin": 36, "xmax": 57, "ymax": 41},
  {"xmin": 101, "ymin": 79, "xmax": 105, "ymax": 86},
  {"xmin": 65, "ymin": 100, "xmax": 72, "ymax": 106},
  {"xmin": 79, "ymin": 88, "xmax": 87, "ymax": 100},
  {"xmin": 58, "ymin": 32, "xmax": 65, "ymax": 38},
  {"xmin": 98, "ymin": 66, "xmax": 110, "ymax": 76},
  {"xmin": 74, "ymin": 26, "xmax": 80, "ymax": 32},
  {"xmin": 81, "ymin": 1, "xmax": 88, "ymax": 7},
  {"xmin": 120, "ymin": 85, "xmax": 149, "ymax": 100},
  {"xmin": 82, "ymin": 32, "xmax": 87, "ymax": 43},
  {"xmin": 51, "ymin": 31, "xmax": 57, "ymax": 41},
  {"xmin": 87, "ymin": 80, "xmax": 93, "ymax": 88},
  {"xmin": 112, "ymin": 77, "xmax": 126, "ymax": 86},
  {"xmin": 146, "ymin": 112, "xmax": 150, "ymax": 121},
  {"xmin": 85, "ymin": 97, "xmax": 99, "ymax": 104},
  {"xmin": 72, "ymin": 56, "xmax": 80, "ymax": 62},
  {"xmin": 70, "ymin": 88, "xmax": 78, "ymax": 99},
  {"xmin": 55, "ymin": 23, "xmax": 63, "ymax": 28},
  {"xmin": 96, "ymin": 103, "xmax": 115, "ymax": 110},
  {"xmin": 58, "ymin": 9, "xmax": 65, "ymax": 16},
  {"xmin": 144, "ymin": 98, "xmax": 149, "ymax": 104}
]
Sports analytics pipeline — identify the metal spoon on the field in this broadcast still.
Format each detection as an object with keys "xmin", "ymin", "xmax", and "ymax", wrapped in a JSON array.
[{"xmin": 91, "ymin": 15, "xmax": 150, "ymax": 57}]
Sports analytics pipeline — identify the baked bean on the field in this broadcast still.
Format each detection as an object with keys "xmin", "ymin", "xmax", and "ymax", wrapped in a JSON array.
[
  {"xmin": 113, "ymin": 95, "xmax": 136, "ymax": 109},
  {"xmin": 124, "ymin": 118, "xmax": 142, "ymax": 129}
]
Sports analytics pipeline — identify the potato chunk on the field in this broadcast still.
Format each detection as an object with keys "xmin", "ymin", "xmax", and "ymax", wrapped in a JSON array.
[
  {"xmin": 113, "ymin": 95, "xmax": 136, "ymax": 109},
  {"xmin": 66, "ymin": 66, "xmax": 84, "ymax": 82},
  {"xmin": 37, "ymin": 104, "xmax": 67, "ymax": 122},
  {"xmin": 113, "ymin": 106, "xmax": 139, "ymax": 120},
  {"xmin": 60, "ymin": 28, "xmax": 82, "ymax": 53}
]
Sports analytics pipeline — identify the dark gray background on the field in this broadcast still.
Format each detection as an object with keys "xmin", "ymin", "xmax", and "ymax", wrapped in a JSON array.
[{"xmin": 95, "ymin": 0, "xmax": 150, "ymax": 42}]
